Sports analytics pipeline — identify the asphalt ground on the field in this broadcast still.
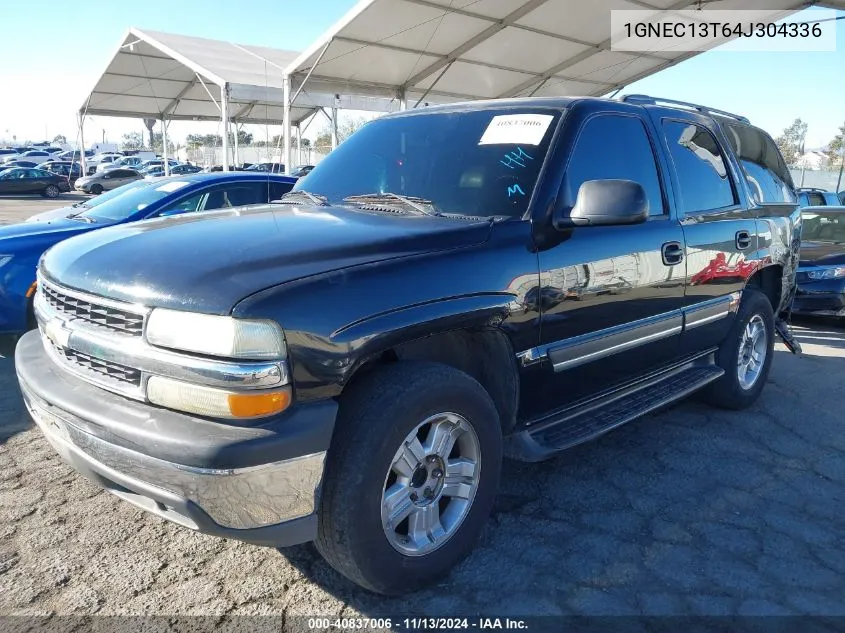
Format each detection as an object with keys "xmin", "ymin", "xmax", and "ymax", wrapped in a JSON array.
[{"xmin": 1, "ymin": 195, "xmax": 844, "ymax": 623}]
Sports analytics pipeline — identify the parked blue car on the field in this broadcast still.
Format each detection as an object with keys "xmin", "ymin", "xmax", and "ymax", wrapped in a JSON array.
[{"xmin": 0, "ymin": 172, "xmax": 296, "ymax": 334}]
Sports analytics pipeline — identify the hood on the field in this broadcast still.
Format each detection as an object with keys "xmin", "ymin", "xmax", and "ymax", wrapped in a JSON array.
[
  {"xmin": 799, "ymin": 241, "xmax": 845, "ymax": 267},
  {"xmin": 27, "ymin": 204, "xmax": 86, "ymax": 223},
  {"xmin": 41, "ymin": 204, "xmax": 492, "ymax": 314},
  {"xmin": 0, "ymin": 216, "xmax": 98, "ymax": 253}
]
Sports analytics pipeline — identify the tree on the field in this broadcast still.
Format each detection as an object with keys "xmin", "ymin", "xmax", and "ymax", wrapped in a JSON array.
[
  {"xmin": 121, "ymin": 132, "xmax": 143, "ymax": 150},
  {"xmin": 825, "ymin": 122, "xmax": 845, "ymax": 165},
  {"xmin": 775, "ymin": 118, "xmax": 808, "ymax": 166},
  {"xmin": 143, "ymin": 118, "xmax": 157, "ymax": 148},
  {"xmin": 186, "ymin": 133, "xmax": 223, "ymax": 148},
  {"xmin": 313, "ymin": 117, "xmax": 367, "ymax": 151},
  {"xmin": 151, "ymin": 132, "xmax": 175, "ymax": 154},
  {"xmin": 229, "ymin": 129, "xmax": 253, "ymax": 145},
  {"xmin": 52, "ymin": 134, "xmax": 67, "ymax": 145}
]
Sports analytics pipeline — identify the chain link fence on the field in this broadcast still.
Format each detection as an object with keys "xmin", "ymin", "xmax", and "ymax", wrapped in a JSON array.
[{"xmin": 789, "ymin": 166, "xmax": 845, "ymax": 192}]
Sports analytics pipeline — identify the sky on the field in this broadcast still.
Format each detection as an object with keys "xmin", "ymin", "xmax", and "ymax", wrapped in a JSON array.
[{"xmin": 0, "ymin": 0, "xmax": 843, "ymax": 149}]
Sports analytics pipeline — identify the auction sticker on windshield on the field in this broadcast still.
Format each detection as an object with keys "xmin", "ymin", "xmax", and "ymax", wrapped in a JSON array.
[
  {"xmin": 479, "ymin": 114, "xmax": 554, "ymax": 146},
  {"xmin": 155, "ymin": 181, "xmax": 191, "ymax": 192}
]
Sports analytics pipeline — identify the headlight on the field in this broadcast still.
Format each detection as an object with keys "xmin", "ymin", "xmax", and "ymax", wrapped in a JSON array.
[
  {"xmin": 147, "ymin": 376, "xmax": 291, "ymax": 419},
  {"xmin": 145, "ymin": 308, "xmax": 286, "ymax": 360},
  {"xmin": 799, "ymin": 266, "xmax": 845, "ymax": 281}
]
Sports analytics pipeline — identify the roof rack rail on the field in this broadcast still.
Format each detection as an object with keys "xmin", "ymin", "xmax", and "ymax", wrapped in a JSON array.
[{"xmin": 620, "ymin": 94, "xmax": 750, "ymax": 124}]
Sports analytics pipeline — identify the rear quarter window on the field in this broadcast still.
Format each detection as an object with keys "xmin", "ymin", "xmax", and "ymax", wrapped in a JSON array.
[{"xmin": 723, "ymin": 122, "xmax": 796, "ymax": 204}]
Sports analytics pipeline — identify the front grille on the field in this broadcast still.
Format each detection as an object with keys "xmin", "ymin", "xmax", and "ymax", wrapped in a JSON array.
[
  {"xmin": 48, "ymin": 338, "xmax": 142, "ymax": 387},
  {"xmin": 42, "ymin": 283, "xmax": 144, "ymax": 336}
]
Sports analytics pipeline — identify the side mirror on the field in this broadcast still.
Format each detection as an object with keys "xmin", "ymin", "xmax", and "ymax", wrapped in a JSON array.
[{"xmin": 554, "ymin": 179, "xmax": 648, "ymax": 229}]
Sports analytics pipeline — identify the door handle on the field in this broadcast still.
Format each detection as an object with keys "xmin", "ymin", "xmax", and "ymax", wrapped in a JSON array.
[
  {"xmin": 662, "ymin": 241, "xmax": 684, "ymax": 266},
  {"xmin": 736, "ymin": 230, "xmax": 752, "ymax": 250}
]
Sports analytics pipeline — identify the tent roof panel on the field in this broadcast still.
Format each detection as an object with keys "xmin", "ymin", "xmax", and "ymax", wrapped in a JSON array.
[
  {"xmin": 339, "ymin": 1, "xmax": 491, "ymax": 55},
  {"xmin": 461, "ymin": 26, "xmax": 591, "ymax": 74},
  {"xmin": 413, "ymin": 60, "xmax": 535, "ymax": 99},
  {"xmin": 514, "ymin": 0, "xmax": 657, "ymax": 46},
  {"xmin": 285, "ymin": 0, "xmax": 845, "ymax": 109},
  {"xmin": 82, "ymin": 28, "xmax": 313, "ymax": 125}
]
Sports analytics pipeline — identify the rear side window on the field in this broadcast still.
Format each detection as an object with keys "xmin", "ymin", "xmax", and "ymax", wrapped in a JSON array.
[
  {"xmin": 203, "ymin": 183, "xmax": 267, "ymax": 210},
  {"xmin": 662, "ymin": 120, "xmax": 736, "ymax": 214},
  {"xmin": 723, "ymin": 123, "xmax": 796, "ymax": 204},
  {"xmin": 563, "ymin": 114, "xmax": 664, "ymax": 216},
  {"xmin": 807, "ymin": 192, "xmax": 826, "ymax": 206}
]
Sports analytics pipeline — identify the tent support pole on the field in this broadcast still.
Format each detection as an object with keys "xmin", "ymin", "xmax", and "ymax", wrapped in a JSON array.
[
  {"xmin": 234, "ymin": 122, "xmax": 239, "ymax": 167},
  {"xmin": 330, "ymin": 107, "xmax": 338, "ymax": 151},
  {"xmin": 296, "ymin": 124, "xmax": 302, "ymax": 167},
  {"xmin": 78, "ymin": 112, "xmax": 87, "ymax": 176},
  {"xmin": 162, "ymin": 116, "xmax": 169, "ymax": 176},
  {"xmin": 221, "ymin": 84, "xmax": 230, "ymax": 172},
  {"xmin": 398, "ymin": 89, "xmax": 407, "ymax": 111},
  {"xmin": 283, "ymin": 74, "xmax": 292, "ymax": 175}
]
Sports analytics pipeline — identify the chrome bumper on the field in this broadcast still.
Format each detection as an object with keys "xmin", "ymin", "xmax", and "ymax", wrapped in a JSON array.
[{"xmin": 22, "ymin": 385, "xmax": 326, "ymax": 531}]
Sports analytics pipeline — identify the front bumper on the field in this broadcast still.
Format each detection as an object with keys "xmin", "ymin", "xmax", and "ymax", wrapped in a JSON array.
[{"xmin": 16, "ymin": 331, "xmax": 337, "ymax": 547}]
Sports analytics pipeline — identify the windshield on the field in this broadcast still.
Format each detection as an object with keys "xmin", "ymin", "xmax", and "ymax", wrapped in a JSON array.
[
  {"xmin": 802, "ymin": 212, "xmax": 845, "ymax": 243},
  {"xmin": 78, "ymin": 179, "xmax": 193, "ymax": 222},
  {"xmin": 75, "ymin": 179, "xmax": 147, "ymax": 210},
  {"xmin": 296, "ymin": 108, "xmax": 561, "ymax": 218}
]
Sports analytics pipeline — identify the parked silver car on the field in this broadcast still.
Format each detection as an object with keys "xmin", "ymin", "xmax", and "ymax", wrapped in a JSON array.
[{"xmin": 74, "ymin": 168, "xmax": 142, "ymax": 194}]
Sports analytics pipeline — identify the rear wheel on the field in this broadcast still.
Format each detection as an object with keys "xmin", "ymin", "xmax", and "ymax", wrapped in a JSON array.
[
  {"xmin": 43, "ymin": 184, "xmax": 59, "ymax": 198},
  {"xmin": 315, "ymin": 362, "xmax": 502, "ymax": 595},
  {"xmin": 90, "ymin": 184, "xmax": 103, "ymax": 195},
  {"xmin": 700, "ymin": 289, "xmax": 775, "ymax": 410}
]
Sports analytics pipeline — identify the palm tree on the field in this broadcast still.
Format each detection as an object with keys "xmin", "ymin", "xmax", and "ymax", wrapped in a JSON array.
[{"xmin": 143, "ymin": 118, "xmax": 156, "ymax": 149}]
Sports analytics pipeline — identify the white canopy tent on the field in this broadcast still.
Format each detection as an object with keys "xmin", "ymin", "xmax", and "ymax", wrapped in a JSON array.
[
  {"xmin": 280, "ymin": 0, "xmax": 845, "ymax": 170},
  {"xmin": 81, "ymin": 1, "xmax": 844, "ymax": 175},
  {"xmin": 80, "ymin": 28, "xmax": 310, "ymax": 173}
]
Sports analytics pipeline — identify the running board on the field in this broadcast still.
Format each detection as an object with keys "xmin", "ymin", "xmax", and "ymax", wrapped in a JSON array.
[{"xmin": 508, "ymin": 361, "xmax": 724, "ymax": 462}]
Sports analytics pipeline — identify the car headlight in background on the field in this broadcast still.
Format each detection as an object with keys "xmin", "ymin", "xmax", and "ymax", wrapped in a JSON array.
[
  {"xmin": 798, "ymin": 266, "xmax": 845, "ymax": 282},
  {"xmin": 145, "ymin": 308, "xmax": 287, "ymax": 360}
]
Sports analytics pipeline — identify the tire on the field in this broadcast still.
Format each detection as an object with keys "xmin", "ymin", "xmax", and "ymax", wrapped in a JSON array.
[
  {"xmin": 43, "ymin": 184, "xmax": 59, "ymax": 198},
  {"xmin": 90, "ymin": 184, "xmax": 103, "ymax": 195},
  {"xmin": 315, "ymin": 361, "xmax": 502, "ymax": 595},
  {"xmin": 700, "ymin": 289, "xmax": 775, "ymax": 410}
]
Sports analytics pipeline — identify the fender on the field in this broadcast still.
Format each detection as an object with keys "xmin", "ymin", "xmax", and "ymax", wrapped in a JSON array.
[{"xmin": 287, "ymin": 293, "xmax": 517, "ymax": 401}]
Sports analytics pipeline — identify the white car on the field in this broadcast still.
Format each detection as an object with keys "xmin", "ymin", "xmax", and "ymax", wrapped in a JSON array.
[
  {"xmin": 85, "ymin": 153, "xmax": 124, "ymax": 174},
  {"xmin": 14, "ymin": 150, "xmax": 53, "ymax": 164}
]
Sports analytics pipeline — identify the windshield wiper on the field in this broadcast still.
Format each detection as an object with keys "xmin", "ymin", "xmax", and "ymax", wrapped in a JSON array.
[
  {"xmin": 343, "ymin": 193, "xmax": 441, "ymax": 216},
  {"xmin": 275, "ymin": 190, "xmax": 329, "ymax": 206},
  {"xmin": 69, "ymin": 215, "xmax": 96, "ymax": 223}
]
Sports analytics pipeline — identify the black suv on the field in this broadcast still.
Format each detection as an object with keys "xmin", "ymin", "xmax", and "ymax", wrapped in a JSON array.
[{"xmin": 17, "ymin": 95, "xmax": 800, "ymax": 595}]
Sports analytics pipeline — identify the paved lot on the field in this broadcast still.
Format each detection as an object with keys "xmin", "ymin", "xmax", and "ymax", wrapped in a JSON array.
[
  {"xmin": 1, "ymin": 197, "xmax": 844, "ymax": 618},
  {"xmin": 0, "ymin": 193, "xmax": 91, "ymax": 226},
  {"xmin": 1, "ymin": 320, "xmax": 844, "ymax": 619}
]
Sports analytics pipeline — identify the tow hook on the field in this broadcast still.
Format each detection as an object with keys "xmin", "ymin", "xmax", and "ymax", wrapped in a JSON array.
[{"xmin": 775, "ymin": 318, "xmax": 802, "ymax": 355}]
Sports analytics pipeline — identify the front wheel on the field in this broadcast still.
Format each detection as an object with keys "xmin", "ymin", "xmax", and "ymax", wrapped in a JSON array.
[
  {"xmin": 700, "ymin": 289, "xmax": 775, "ymax": 410},
  {"xmin": 43, "ymin": 184, "xmax": 59, "ymax": 198},
  {"xmin": 315, "ymin": 362, "xmax": 502, "ymax": 595},
  {"xmin": 90, "ymin": 184, "xmax": 103, "ymax": 195}
]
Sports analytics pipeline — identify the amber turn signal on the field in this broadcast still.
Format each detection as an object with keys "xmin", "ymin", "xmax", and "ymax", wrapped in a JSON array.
[{"xmin": 227, "ymin": 388, "xmax": 292, "ymax": 418}]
